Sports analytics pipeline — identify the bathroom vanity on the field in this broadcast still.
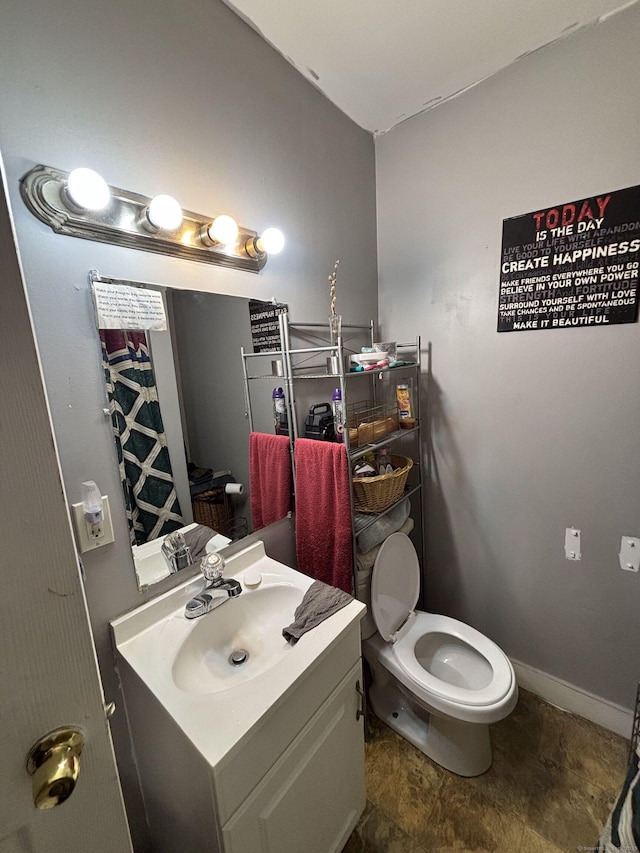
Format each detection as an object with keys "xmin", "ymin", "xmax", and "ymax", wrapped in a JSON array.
[{"xmin": 111, "ymin": 542, "xmax": 366, "ymax": 853}]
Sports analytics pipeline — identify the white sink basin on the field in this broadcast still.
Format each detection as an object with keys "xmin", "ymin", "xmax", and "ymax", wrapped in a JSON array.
[
  {"xmin": 171, "ymin": 583, "xmax": 302, "ymax": 694},
  {"xmin": 111, "ymin": 541, "xmax": 365, "ymax": 770}
]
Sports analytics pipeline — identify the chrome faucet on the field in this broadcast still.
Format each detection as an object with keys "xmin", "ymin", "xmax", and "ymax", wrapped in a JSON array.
[
  {"xmin": 161, "ymin": 531, "xmax": 193, "ymax": 574},
  {"xmin": 184, "ymin": 552, "xmax": 242, "ymax": 619}
]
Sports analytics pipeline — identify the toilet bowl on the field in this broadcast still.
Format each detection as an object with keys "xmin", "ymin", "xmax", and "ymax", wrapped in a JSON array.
[{"xmin": 362, "ymin": 533, "xmax": 517, "ymax": 777}]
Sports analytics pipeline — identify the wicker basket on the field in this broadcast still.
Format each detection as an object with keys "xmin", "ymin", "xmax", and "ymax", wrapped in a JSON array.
[
  {"xmin": 347, "ymin": 400, "xmax": 399, "ymax": 447},
  {"xmin": 352, "ymin": 455, "xmax": 413, "ymax": 513},
  {"xmin": 191, "ymin": 488, "xmax": 233, "ymax": 537}
]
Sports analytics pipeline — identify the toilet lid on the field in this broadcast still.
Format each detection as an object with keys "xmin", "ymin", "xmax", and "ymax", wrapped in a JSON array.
[{"xmin": 371, "ymin": 533, "xmax": 420, "ymax": 642}]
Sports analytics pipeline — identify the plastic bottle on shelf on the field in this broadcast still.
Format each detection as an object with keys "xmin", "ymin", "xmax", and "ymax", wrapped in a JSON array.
[
  {"xmin": 377, "ymin": 448, "xmax": 393, "ymax": 475},
  {"xmin": 272, "ymin": 387, "xmax": 289, "ymax": 436},
  {"xmin": 331, "ymin": 388, "xmax": 345, "ymax": 442},
  {"xmin": 396, "ymin": 383, "xmax": 415, "ymax": 428}
]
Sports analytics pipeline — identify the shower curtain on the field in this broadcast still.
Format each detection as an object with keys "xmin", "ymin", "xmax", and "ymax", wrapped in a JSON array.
[{"xmin": 100, "ymin": 329, "xmax": 184, "ymax": 546}]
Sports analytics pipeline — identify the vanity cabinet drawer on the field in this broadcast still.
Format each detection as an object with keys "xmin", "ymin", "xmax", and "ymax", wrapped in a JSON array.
[
  {"xmin": 221, "ymin": 660, "xmax": 365, "ymax": 853},
  {"xmin": 212, "ymin": 622, "xmax": 361, "ymax": 825}
]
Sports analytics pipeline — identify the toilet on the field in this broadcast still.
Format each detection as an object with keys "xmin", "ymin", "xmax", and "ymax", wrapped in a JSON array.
[{"xmin": 362, "ymin": 532, "xmax": 517, "ymax": 777}]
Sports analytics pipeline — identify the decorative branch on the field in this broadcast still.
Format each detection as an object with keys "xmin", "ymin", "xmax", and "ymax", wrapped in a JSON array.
[{"xmin": 329, "ymin": 259, "xmax": 340, "ymax": 316}]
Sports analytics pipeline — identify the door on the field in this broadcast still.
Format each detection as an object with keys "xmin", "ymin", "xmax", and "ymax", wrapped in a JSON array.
[{"xmin": 0, "ymin": 160, "xmax": 132, "ymax": 851}]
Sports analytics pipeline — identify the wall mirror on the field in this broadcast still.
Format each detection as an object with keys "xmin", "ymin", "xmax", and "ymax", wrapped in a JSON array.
[{"xmin": 97, "ymin": 280, "xmax": 281, "ymax": 590}]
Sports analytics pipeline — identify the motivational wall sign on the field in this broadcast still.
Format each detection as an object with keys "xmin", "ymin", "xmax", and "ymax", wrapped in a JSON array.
[
  {"xmin": 498, "ymin": 185, "xmax": 640, "ymax": 332},
  {"xmin": 249, "ymin": 300, "xmax": 288, "ymax": 352},
  {"xmin": 92, "ymin": 281, "xmax": 167, "ymax": 331}
]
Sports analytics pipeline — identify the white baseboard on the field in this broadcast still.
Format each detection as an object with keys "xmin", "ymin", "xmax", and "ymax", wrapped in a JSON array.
[{"xmin": 511, "ymin": 658, "xmax": 633, "ymax": 740}]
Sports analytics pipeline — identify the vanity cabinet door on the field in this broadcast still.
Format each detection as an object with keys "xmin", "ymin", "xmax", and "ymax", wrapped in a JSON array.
[{"xmin": 222, "ymin": 661, "xmax": 365, "ymax": 853}]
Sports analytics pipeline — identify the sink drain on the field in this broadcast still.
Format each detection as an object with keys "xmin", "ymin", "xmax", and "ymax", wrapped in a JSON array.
[{"xmin": 229, "ymin": 649, "xmax": 249, "ymax": 666}]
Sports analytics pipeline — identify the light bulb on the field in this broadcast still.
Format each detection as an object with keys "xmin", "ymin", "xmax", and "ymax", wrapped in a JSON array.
[
  {"xmin": 66, "ymin": 168, "xmax": 110, "ymax": 211},
  {"xmin": 208, "ymin": 214, "xmax": 239, "ymax": 245},
  {"xmin": 257, "ymin": 227, "xmax": 285, "ymax": 255},
  {"xmin": 146, "ymin": 194, "xmax": 183, "ymax": 231}
]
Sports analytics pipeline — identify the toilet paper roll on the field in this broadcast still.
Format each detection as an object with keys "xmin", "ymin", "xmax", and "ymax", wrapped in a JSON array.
[{"xmin": 225, "ymin": 482, "xmax": 244, "ymax": 495}]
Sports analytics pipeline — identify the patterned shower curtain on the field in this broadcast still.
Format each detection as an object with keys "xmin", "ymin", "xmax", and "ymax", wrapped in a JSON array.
[{"xmin": 100, "ymin": 330, "xmax": 184, "ymax": 546}]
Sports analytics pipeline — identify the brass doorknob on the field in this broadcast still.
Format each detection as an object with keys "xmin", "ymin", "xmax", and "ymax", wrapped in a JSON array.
[{"xmin": 26, "ymin": 727, "xmax": 84, "ymax": 809}]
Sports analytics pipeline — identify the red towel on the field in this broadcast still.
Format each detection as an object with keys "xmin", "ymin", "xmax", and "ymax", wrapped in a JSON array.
[
  {"xmin": 249, "ymin": 432, "xmax": 292, "ymax": 531},
  {"xmin": 294, "ymin": 439, "xmax": 353, "ymax": 594}
]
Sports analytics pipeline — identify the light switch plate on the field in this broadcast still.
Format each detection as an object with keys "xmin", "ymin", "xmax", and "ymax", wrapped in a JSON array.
[
  {"xmin": 72, "ymin": 495, "xmax": 115, "ymax": 553},
  {"xmin": 619, "ymin": 537, "xmax": 640, "ymax": 572},
  {"xmin": 564, "ymin": 528, "xmax": 581, "ymax": 560}
]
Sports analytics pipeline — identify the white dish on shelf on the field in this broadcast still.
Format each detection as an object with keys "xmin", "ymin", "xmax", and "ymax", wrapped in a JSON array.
[{"xmin": 351, "ymin": 352, "xmax": 388, "ymax": 365}]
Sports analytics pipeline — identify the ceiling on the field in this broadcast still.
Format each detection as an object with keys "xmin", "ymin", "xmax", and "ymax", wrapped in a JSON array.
[{"xmin": 223, "ymin": 0, "xmax": 638, "ymax": 135}]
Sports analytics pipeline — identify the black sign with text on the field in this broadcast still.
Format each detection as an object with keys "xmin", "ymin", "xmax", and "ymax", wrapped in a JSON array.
[
  {"xmin": 249, "ymin": 300, "xmax": 288, "ymax": 353},
  {"xmin": 498, "ymin": 185, "xmax": 640, "ymax": 332}
]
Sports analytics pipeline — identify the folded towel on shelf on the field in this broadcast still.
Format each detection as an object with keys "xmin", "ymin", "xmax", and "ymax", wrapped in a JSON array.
[
  {"xmin": 356, "ymin": 516, "xmax": 414, "ymax": 573},
  {"xmin": 189, "ymin": 468, "xmax": 235, "ymax": 498},
  {"xmin": 354, "ymin": 498, "xmax": 411, "ymax": 553},
  {"xmin": 182, "ymin": 524, "xmax": 217, "ymax": 562},
  {"xmin": 294, "ymin": 438, "xmax": 353, "ymax": 593},
  {"xmin": 249, "ymin": 432, "xmax": 292, "ymax": 531},
  {"xmin": 187, "ymin": 465, "xmax": 213, "ymax": 484},
  {"xmin": 282, "ymin": 580, "xmax": 353, "ymax": 644}
]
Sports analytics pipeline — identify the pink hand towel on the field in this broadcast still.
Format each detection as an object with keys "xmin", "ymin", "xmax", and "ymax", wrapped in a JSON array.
[
  {"xmin": 249, "ymin": 432, "xmax": 292, "ymax": 531},
  {"xmin": 294, "ymin": 439, "xmax": 353, "ymax": 594}
]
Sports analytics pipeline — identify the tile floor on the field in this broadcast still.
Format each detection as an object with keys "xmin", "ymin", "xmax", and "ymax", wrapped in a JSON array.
[{"xmin": 345, "ymin": 688, "xmax": 629, "ymax": 853}]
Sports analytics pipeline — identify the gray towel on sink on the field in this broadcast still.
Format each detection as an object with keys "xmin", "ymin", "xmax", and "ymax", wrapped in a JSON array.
[
  {"xmin": 283, "ymin": 580, "xmax": 353, "ymax": 645},
  {"xmin": 182, "ymin": 524, "xmax": 217, "ymax": 562}
]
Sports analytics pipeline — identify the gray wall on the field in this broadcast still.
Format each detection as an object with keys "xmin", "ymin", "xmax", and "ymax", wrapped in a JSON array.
[
  {"xmin": 171, "ymin": 290, "xmax": 269, "ymax": 529},
  {"xmin": 376, "ymin": 5, "xmax": 640, "ymax": 710},
  {"xmin": 0, "ymin": 0, "xmax": 377, "ymax": 847}
]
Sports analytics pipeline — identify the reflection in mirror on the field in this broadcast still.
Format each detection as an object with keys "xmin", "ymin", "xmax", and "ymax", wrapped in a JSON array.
[
  {"xmin": 100, "ymin": 288, "xmax": 278, "ymax": 590},
  {"xmin": 101, "ymin": 329, "xmax": 186, "ymax": 545}
]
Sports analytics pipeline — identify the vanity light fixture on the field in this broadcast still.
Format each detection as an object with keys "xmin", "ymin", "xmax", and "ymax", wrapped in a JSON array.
[{"xmin": 20, "ymin": 164, "xmax": 285, "ymax": 273}]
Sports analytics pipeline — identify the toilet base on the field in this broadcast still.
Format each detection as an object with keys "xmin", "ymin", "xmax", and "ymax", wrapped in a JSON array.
[{"xmin": 368, "ymin": 672, "xmax": 493, "ymax": 777}]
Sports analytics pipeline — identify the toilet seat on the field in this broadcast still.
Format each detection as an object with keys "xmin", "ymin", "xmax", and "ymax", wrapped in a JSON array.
[
  {"xmin": 394, "ymin": 612, "xmax": 513, "ymax": 706},
  {"xmin": 370, "ymin": 533, "xmax": 513, "ymax": 709}
]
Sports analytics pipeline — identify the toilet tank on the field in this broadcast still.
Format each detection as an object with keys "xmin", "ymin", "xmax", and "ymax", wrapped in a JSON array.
[{"xmin": 355, "ymin": 563, "xmax": 377, "ymax": 640}]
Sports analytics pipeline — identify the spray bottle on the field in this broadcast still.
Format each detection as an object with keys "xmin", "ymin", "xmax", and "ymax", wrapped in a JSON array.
[
  {"xmin": 331, "ymin": 388, "xmax": 344, "ymax": 442},
  {"xmin": 272, "ymin": 387, "xmax": 289, "ymax": 436}
]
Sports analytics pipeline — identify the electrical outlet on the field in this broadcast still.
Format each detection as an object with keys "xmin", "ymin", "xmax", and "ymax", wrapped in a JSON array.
[
  {"xmin": 564, "ymin": 527, "xmax": 581, "ymax": 560},
  {"xmin": 92, "ymin": 522, "xmax": 104, "ymax": 539},
  {"xmin": 72, "ymin": 495, "xmax": 115, "ymax": 553},
  {"xmin": 87, "ymin": 518, "xmax": 104, "ymax": 540}
]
